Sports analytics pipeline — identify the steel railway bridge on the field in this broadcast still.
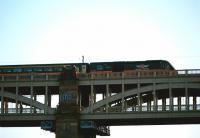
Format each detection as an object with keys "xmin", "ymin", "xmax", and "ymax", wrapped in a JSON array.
[{"xmin": 0, "ymin": 69, "xmax": 200, "ymax": 138}]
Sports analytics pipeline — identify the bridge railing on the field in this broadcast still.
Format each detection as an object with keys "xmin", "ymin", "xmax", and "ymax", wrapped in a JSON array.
[
  {"xmin": 0, "ymin": 69, "xmax": 200, "ymax": 81},
  {"xmin": 0, "ymin": 72, "xmax": 61, "ymax": 82},
  {"xmin": 78, "ymin": 69, "xmax": 200, "ymax": 80},
  {"xmin": 0, "ymin": 108, "xmax": 44, "ymax": 114},
  {"xmin": 177, "ymin": 69, "xmax": 200, "ymax": 75},
  {"xmin": 90, "ymin": 104, "xmax": 200, "ymax": 113},
  {"xmin": 0, "ymin": 108, "xmax": 57, "ymax": 114}
]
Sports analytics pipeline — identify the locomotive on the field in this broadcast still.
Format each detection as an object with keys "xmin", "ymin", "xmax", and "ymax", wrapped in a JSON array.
[{"xmin": 90, "ymin": 60, "xmax": 174, "ymax": 72}]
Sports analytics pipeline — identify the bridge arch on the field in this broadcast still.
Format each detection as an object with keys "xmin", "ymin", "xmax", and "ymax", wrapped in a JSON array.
[
  {"xmin": 84, "ymin": 83, "xmax": 200, "ymax": 112},
  {"xmin": 0, "ymin": 91, "xmax": 54, "ymax": 114}
]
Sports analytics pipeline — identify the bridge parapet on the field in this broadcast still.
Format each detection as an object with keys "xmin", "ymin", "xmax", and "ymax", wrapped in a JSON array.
[
  {"xmin": 78, "ymin": 69, "xmax": 200, "ymax": 80},
  {"xmin": 83, "ymin": 104, "xmax": 200, "ymax": 114},
  {"xmin": 0, "ymin": 108, "xmax": 56, "ymax": 114},
  {"xmin": 0, "ymin": 69, "xmax": 199, "ymax": 82},
  {"xmin": 0, "ymin": 72, "xmax": 61, "ymax": 82}
]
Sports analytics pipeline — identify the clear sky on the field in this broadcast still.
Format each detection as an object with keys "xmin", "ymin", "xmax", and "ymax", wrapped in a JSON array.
[{"xmin": 0, "ymin": 0, "xmax": 200, "ymax": 138}]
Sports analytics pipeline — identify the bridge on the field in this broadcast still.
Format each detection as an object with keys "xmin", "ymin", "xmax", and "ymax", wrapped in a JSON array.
[{"xmin": 0, "ymin": 69, "xmax": 200, "ymax": 138}]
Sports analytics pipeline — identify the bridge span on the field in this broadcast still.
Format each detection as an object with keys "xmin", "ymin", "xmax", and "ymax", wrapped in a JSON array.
[{"xmin": 0, "ymin": 69, "xmax": 200, "ymax": 138}]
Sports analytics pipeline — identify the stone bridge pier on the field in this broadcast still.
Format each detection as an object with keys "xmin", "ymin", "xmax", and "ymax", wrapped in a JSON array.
[{"xmin": 56, "ymin": 80, "xmax": 96, "ymax": 138}]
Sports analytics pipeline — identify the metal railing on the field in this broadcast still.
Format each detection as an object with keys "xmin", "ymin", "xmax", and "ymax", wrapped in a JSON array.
[
  {"xmin": 0, "ymin": 108, "xmax": 45, "ymax": 114},
  {"xmin": 0, "ymin": 69, "xmax": 199, "ymax": 82},
  {"xmin": 90, "ymin": 104, "xmax": 200, "ymax": 113},
  {"xmin": 78, "ymin": 69, "xmax": 200, "ymax": 80},
  {"xmin": 0, "ymin": 72, "xmax": 61, "ymax": 82}
]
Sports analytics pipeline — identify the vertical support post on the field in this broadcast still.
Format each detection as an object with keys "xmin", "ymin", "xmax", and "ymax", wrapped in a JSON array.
[
  {"xmin": 1, "ymin": 86, "xmax": 4, "ymax": 114},
  {"xmin": 48, "ymin": 93, "xmax": 52, "ymax": 107},
  {"xmin": 30, "ymin": 86, "xmax": 33, "ymax": 114},
  {"xmin": 162, "ymin": 98, "xmax": 166, "ymax": 111},
  {"xmin": 5, "ymin": 98, "xmax": 8, "ymax": 114},
  {"xmin": 153, "ymin": 83, "xmax": 157, "ymax": 112},
  {"xmin": 90, "ymin": 85, "xmax": 94, "ymax": 113},
  {"xmin": 169, "ymin": 83, "xmax": 173, "ymax": 111},
  {"xmin": 93, "ymin": 88, "xmax": 96, "ymax": 104},
  {"xmin": 137, "ymin": 82, "xmax": 141, "ymax": 112},
  {"xmin": 33, "ymin": 93, "xmax": 37, "ymax": 113},
  {"xmin": 121, "ymin": 83, "xmax": 125, "ymax": 112},
  {"xmin": 132, "ymin": 97, "xmax": 136, "ymax": 111},
  {"xmin": 16, "ymin": 74, "xmax": 19, "ymax": 113},
  {"xmin": 103, "ymin": 92, "xmax": 105, "ymax": 100},
  {"xmin": 16, "ymin": 86, "xmax": 19, "ymax": 113},
  {"xmin": 45, "ymin": 85, "xmax": 48, "ymax": 114},
  {"xmin": 153, "ymin": 91, "xmax": 157, "ymax": 112},
  {"xmin": 121, "ymin": 73, "xmax": 125, "ymax": 112},
  {"xmin": 178, "ymin": 97, "xmax": 181, "ymax": 111},
  {"xmin": 106, "ymin": 84, "xmax": 109, "ymax": 113},
  {"xmin": 185, "ymin": 83, "xmax": 189, "ymax": 111},
  {"xmin": 193, "ymin": 96, "xmax": 197, "ymax": 111},
  {"xmin": 147, "ymin": 100, "xmax": 151, "ymax": 111},
  {"xmin": 137, "ymin": 94, "xmax": 142, "ymax": 112}
]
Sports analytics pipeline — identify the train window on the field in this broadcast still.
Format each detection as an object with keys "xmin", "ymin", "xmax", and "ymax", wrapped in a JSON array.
[
  {"xmin": 54, "ymin": 67, "xmax": 63, "ymax": 72},
  {"xmin": 166, "ymin": 64, "xmax": 170, "ymax": 69},
  {"xmin": 163, "ymin": 63, "xmax": 166, "ymax": 69},
  {"xmin": 33, "ymin": 68, "xmax": 43, "ymax": 72},
  {"xmin": 97, "ymin": 65, "xmax": 103, "ymax": 71},
  {"xmin": 13, "ymin": 68, "xmax": 23, "ymax": 73},
  {"xmin": 44, "ymin": 67, "xmax": 53, "ymax": 72},
  {"xmin": 3, "ymin": 68, "xmax": 13, "ymax": 73},
  {"xmin": 23, "ymin": 68, "xmax": 33, "ymax": 72}
]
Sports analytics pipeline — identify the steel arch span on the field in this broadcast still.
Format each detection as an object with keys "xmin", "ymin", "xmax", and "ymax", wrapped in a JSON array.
[
  {"xmin": 83, "ymin": 83, "xmax": 200, "ymax": 113},
  {"xmin": 0, "ymin": 91, "xmax": 54, "ymax": 114}
]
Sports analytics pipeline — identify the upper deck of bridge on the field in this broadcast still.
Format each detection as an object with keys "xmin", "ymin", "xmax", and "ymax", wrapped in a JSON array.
[{"xmin": 0, "ymin": 69, "xmax": 199, "ymax": 82}]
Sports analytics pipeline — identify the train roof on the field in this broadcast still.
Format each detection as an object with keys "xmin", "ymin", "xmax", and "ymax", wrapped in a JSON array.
[
  {"xmin": 90, "ymin": 60, "xmax": 171, "ymax": 64},
  {"xmin": 0, "ymin": 63, "xmax": 88, "ymax": 68},
  {"xmin": 0, "ymin": 60, "xmax": 175, "ymax": 69},
  {"xmin": 90, "ymin": 60, "xmax": 175, "ymax": 70}
]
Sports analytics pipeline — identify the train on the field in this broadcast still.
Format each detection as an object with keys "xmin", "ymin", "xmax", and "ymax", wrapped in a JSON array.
[
  {"xmin": 0, "ymin": 60, "xmax": 175, "ymax": 74},
  {"xmin": 90, "ymin": 60, "xmax": 174, "ymax": 72}
]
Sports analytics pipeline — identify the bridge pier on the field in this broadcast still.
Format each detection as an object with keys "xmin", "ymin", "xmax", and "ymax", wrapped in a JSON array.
[
  {"xmin": 56, "ymin": 75, "xmax": 97, "ymax": 138},
  {"xmin": 56, "ymin": 115, "xmax": 79, "ymax": 138},
  {"xmin": 56, "ymin": 115, "xmax": 97, "ymax": 138}
]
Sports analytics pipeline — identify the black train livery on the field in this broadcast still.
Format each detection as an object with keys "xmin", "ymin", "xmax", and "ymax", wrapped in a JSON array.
[{"xmin": 90, "ymin": 60, "xmax": 175, "ymax": 72}]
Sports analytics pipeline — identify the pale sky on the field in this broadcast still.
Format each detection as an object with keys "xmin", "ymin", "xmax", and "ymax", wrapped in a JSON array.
[{"xmin": 0, "ymin": 0, "xmax": 200, "ymax": 138}]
